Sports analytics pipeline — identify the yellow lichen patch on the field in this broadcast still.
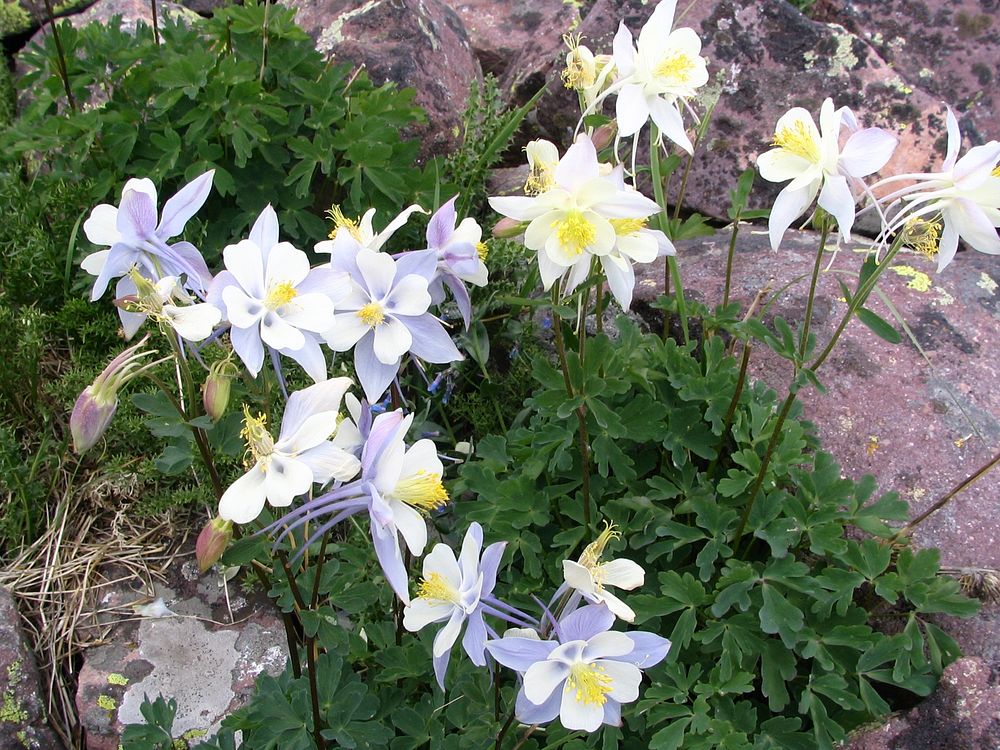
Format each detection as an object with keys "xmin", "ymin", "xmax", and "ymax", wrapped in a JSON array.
[
  {"xmin": 356, "ymin": 302, "xmax": 386, "ymax": 328},
  {"xmin": 773, "ymin": 120, "xmax": 820, "ymax": 163},
  {"xmin": 610, "ymin": 218, "xmax": 648, "ymax": 236},
  {"xmin": 890, "ymin": 265, "xmax": 932, "ymax": 293},
  {"xmin": 565, "ymin": 662, "xmax": 613, "ymax": 706},
  {"xmin": 97, "ymin": 695, "xmax": 117, "ymax": 711},
  {"xmin": 107, "ymin": 673, "xmax": 129, "ymax": 686},
  {"xmin": 394, "ymin": 469, "xmax": 449, "ymax": 513},
  {"xmin": 553, "ymin": 211, "xmax": 597, "ymax": 256},
  {"xmin": 866, "ymin": 436, "xmax": 879, "ymax": 456},
  {"xmin": 978, "ymin": 272, "xmax": 998, "ymax": 295},
  {"xmin": 416, "ymin": 572, "xmax": 461, "ymax": 604}
]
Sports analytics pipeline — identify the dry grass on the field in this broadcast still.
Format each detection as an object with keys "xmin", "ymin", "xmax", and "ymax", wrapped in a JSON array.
[{"xmin": 0, "ymin": 475, "xmax": 191, "ymax": 749}]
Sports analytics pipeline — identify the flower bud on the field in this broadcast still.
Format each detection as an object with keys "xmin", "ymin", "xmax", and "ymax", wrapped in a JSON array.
[
  {"xmin": 591, "ymin": 122, "xmax": 617, "ymax": 152},
  {"xmin": 70, "ymin": 386, "xmax": 118, "ymax": 454},
  {"xmin": 202, "ymin": 359, "xmax": 235, "ymax": 421},
  {"xmin": 195, "ymin": 516, "xmax": 233, "ymax": 573},
  {"xmin": 492, "ymin": 217, "xmax": 524, "ymax": 239}
]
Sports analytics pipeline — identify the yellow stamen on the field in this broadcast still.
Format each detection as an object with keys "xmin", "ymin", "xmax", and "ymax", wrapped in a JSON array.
[
  {"xmin": 553, "ymin": 211, "xmax": 597, "ymax": 256},
  {"xmin": 476, "ymin": 241, "xmax": 489, "ymax": 261},
  {"xmin": 525, "ymin": 166, "xmax": 554, "ymax": 196},
  {"xmin": 565, "ymin": 662, "xmax": 613, "ymax": 706},
  {"xmin": 579, "ymin": 521, "xmax": 620, "ymax": 572},
  {"xmin": 609, "ymin": 218, "xmax": 647, "ymax": 236},
  {"xmin": 327, "ymin": 205, "xmax": 364, "ymax": 242},
  {"xmin": 773, "ymin": 120, "xmax": 821, "ymax": 163},
  {"xmin": 264, "ymin": 281, "xmax": 298, "ymax": 310},
  {"xmin": 416, "ymin": 572, "xmax": 461, "ymax": 604},
  {"xmin": 902, "ymin": 217, "xmax": 941, "ymax": 258},
  {"xmin": 992, "ymin": 165, "xmax": 1000, "ymax": 178},
  {"xmin": 240, "ymin": 405, "xmax": 274, "ymax": 468},
  {"xmin": 561, "ymin": 36, "xmax": 595, "ymax": 90},
  {"xmin": 393, "ymin": 469, "xmax": 449, "ymax": 513},
  {"xmin": 653, "ymin": 51, "xmax": 695, "ymax": 85},
  {"xmin": 357, "ymin": 302, "xmax": 386, "ymax": 327}
]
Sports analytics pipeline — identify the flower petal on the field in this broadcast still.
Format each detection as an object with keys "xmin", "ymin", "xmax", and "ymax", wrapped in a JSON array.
[
  {"xmin": 157, "ymin": 170, "xmax": 214, "ymax": 239},
  {"xmin": 385, "ymin": 274, "xmax": 432, "ymax": 316},
  {"xmin": 599, "ymin": 558, "xmax": 645, "ymax": 590},
  {"xmin": 838, "ymin": 128, "xmax": 898, "ymax": 178},
  {"xmin": 433, "ymin": 609, "xmax": 465, "ymax": 658},
  {"xmin": 372, "ymin": 317, "xmax": 413, "ymax": 364},
  {"xmin": 648, "ymin": 95, "xmax": 692, "ymax": 154},
  {"xmin": 768, "ymin": 184, "xmax": 817, "ymax": 251},
  {"xmin": 230, "ymin": 322, "xmax": 265, "ymax": 377},
  {"xmin": 263, "ymin": 455, "xmax": 312, "ymax": 506},
  {"xmin": 559, "ymin": 680, "xmax": 604, "ymax": 731},
  {"xmin": 223, "ymin": 240, "xmax": 265, "ymax": 299},
  {"xmin": 219, "ymin": 466, "xmax": 267, "ymax": 524},
  {"xmin": 523, "ymin": 660, "xmax": 569, "ymax": 705},
  {"xmin": 83, "ymin": 205, "xmax": 122, "ymax": 247},
  {"xmin": 599, "ymin": 659, "xmax": 642, "ymax": 703},
  {"xmin": 619, "ymin": 632, "xmax": 671, "ymax": 668},
  {"xmin": 560, "ymin": 604, "xmax": 615, "ymax": 643},
  {"xmin": 260, "ymin": 311, "xmax": 305, "ymax": 351},
  {"xmin": 249, "ymin": 204, "xmax": 280, "ymax": 257},
  {"xmin": 281, "ymin": 334, "xmax": 328, "ymax": 383},
  {"xmin": 615, "ymin": 83, "xmax": 649, "ymax": 139},
  {"xmin": 403, "ymin": 598, "xmax": 455, "ymax": 631},
  {"xmin": 817, "ymin": 174, "xmax": 857, "ymax": 241},
  {"xmin": 403, "ymin": 314, "xmax": 463, "ymax": 364},
  {"xmin": 486, "ymin": 637, "xmax": 558, "ymax": 673},
  {"xmin": 297, "ymin": 443, "xmax": 360, "ymax": 485}
]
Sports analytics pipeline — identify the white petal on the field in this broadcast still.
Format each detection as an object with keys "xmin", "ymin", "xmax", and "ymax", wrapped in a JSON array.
[
  {"xmin": 403, "ymin": 598, "xmax": 454, "ymax": 631},
  {"xmin": 297, "ymin": 443, "xmax": 360, "ymax": 484},
  {"xmin": 433, "ymin": 609, "xmax": 465, "ymax": 658},
  {"xmin": 582, "ymin": 632, "xmax": 635, "ymax": 660},
  {"xmin": 263, "ymin": 455, "xmax": 313, "ymax": 506},
  {"xmin": 563, "ymin": 560, "xmax": 598, "ymax": 595},
  {"xmin": 323, "ymin": 311, "xmax": 371, "ymax": 351},
  {"xmin": 260, "ymin": 312, "xmax": 305, "ymax": 351},
  {"xmin": 222, "ymin": 286, "xmax": 265, "ymax": 329},
  {"xmin": 385, "ymin": 274, "xmax": 432, "ymax": 316},
  {"xmin": 164, "ymin": 303, "xmax": 222, "ymax": 341},
  {"xmin": 559, "ymin": 681, "xmax": 604, "ymax": 732},
  {"xmin": 390, "ymin": 499, "xmax": 427, "ymax": 556},
  {"xmin": 81, "ymin": 249, "xmax": 110, "ymax": 276},
  {"xmin": 280, "ymin": 293, "xmax": 335, "ymax": 332},
  {"xmin": 648, "ymin": 96, "xmax": 692, "ymax": 154},
  {"xmin": 599, "ymin": 558, "xmax": 645, "ymax": 590},
  {"xmin": 817, "ymin": 174, "xmax": 857, "ymax": 241},
  {"xmin": 223, "ymin": 240, "xmax": 265, "ymax": 299},
  {"xmin": 523, "ymin": 660, "xmax": 569, "ymax": 705},
  {"xmin": 757, "ymin": 148, "xmax": 812, "ymax": 184},
  {"xmin": 615, "ymin": 84, "xmax": 650, "ymax": 138},
  {"xmin": 423, "ymin": 542, "xmax": 462, "ymax": 589},
  {"xmin": 83, "ymin": 204, "xmax": 122, "ymax": 246},
  {"xmin": 768, "ymin": 184, "xmax": 817, "ymax": 251},
  {"xmin": 372, "ymin": 317, "xmax": 413, "ymax": 364},
  {"xmin": 599, "ymin": 660, "xmax": 642, "ymax": 703},
  {"xmin": 265, "ymin": 241, "xmax": 310, "ymax": 289},
  {"xmin": 219, "ymin": 466, "xmax": 267, "ymax": 524},
  {"xmin": 838, "ymin": 128, "xmax": 898, "ymax": 178},
  {"xmin": 356, "ymin": 248, "xmax": 397, "ymax": 300}
]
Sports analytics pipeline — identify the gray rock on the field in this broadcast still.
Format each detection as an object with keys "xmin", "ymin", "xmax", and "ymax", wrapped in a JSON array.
[{"xmin": 0, "ymin": 587, "xmax": 65, "ymax": 750}]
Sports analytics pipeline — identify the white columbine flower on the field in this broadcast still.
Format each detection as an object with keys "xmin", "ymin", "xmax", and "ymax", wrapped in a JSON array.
[
  {"xmin": 323, "ymin": 204, "xmax": 426, "ymax": 251},
  {"xmin": 757, "ymin": 98, "xmax": 898, "ymax": 250},
  {"xmin": 128, "ymin": 274, "xmax": 222, "ymax": 342},
  {"xmin": 489, "ymin": 134, "xmax": 660, "ymax": 293},
  {"xmin": 609, "ymin": 0, "xmax": 709, "ymax": 151},
  {"xmin": 218, "ymin": 378, "xmax": 361, "ymax": 525},
  {"xmin": 563, "ymin": 524, "xmax": 644, "ymax": 622}
]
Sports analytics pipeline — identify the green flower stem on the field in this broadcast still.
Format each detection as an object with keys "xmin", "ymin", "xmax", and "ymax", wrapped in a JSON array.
[
  {"xmin": 149, "ymin": 0, "xmax": 160, "ymax": 44},
  {"xmin": 649, "ymin": 127, "xmax": 689, "ymax": 344},
  {"xmin": 722, "ymin": 217, "xmax": 741, "ymax": 308},
  {"xmin": 706, "ymin": 342, "xmax": 752, "ymax": 481},
  {"xmin": 305, "ymin": 637, "xmax": 326, "ymax": 750},
  {"xmin": 798, "ymin": 215, "xmax": 831, "ymax": 361},
  {"xmin": 40, "ymin": 0, "xmax": 77, "ymax": 112},
  {"xmin": 551, "ymin": 288, "xmax": 592, "ymax": 531},
  {"xmin": 896, "ymin": 448, "xmax": 1000, "ymax": 539}
]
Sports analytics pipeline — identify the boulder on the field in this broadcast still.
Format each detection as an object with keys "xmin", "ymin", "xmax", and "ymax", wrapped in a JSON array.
[
  {"xmin": 278, "ymin": 0, "xmax": 482, "ymax": 160},
  {"xmin": 76, "ymin": 560, "xmax": 288, "ymax": 750},
  {"xmin": 0, "ymin": 587, "xmax": 65, "ymax": 750}
]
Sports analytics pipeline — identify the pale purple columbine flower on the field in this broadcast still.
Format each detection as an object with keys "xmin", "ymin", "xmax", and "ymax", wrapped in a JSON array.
[
  {"xmin": 81, "ymin": 171, "xmax": 215, "ymax": 303},
  {"xmin": 870, "ymin": 108, "xmax": 1000, "ymax": 271},
  {"xmin": 485, "ymin": 604, "xmax": 671, "ymax": 732},
  {"xmin": 424, "ymin": 196, "xmax": 489, "ymax": 329},
  {"xmin": 403, "ymin": 522, "xmax": 507, "ymax": 688},
  {"xmin": 218, "ymin": 378, "xmax": 361, "ymax": 525},
  {"xmin": 321, "ymin": 235, "xmax": 463, "ymax": 403},
  {"xmin": 208, "ymin": 206, "xmax": 349, "ymax": 383},
  {"xmin": 757, "ymin": 98, "xmax": 898, "ymax": 250}
]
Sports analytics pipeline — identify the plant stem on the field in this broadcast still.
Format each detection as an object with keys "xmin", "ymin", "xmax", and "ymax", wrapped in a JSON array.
[
  {"xmin": 798, "ymin": 216, "xmax": 830, "ymax": 361},
  {"xmin": 722, "ymin": 218, "xmax": 741, "ymax": 308},
  {"xmin": 495, "ymin": 707, "xmax": 518, "ymax": 750},
  {"xmin": 649, "ymin": 127, "xmax": 689, "ymax": 344},
  {"xmin": 149, "ymin": 0, "xmax": 160, "ymax": 44},
  {"xmin": 40, "ymin": 0, "xmax": 77, "ymax": 112},
  {"xmin": 305, "ymin": 637, "xmax": 326, "ymax": 750},
  {"xmin": 706, "ymin": 342, "xmax": 751, "ymax": 480},
  {"xmin": 510, "ymin": 725, "xmax": 539, "ymax": 750},
  {"xmin": 550, "ymin": 290, "xmax": 592, "ymax": 531},
  {"xmin": 896, "ymin": 448, "xmax": 1000, "ymax": 539}
]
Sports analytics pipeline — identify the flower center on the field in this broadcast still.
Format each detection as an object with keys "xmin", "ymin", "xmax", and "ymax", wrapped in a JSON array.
[
  {"xmin": 578, "ymin": 521, "xmax": 620, "ymax": 579},
  {"xmin": 609, "ymin": 218, "xmax": 648, "ymax": 236},
  {"xmin": 393, "ymin": 469, "xmax": 449, "ymax": 513},
  {"xmin": 566, "ymin": 661, "xmax": 613, "ymax": 706},
  {"xmin": 264, "ymin": 281, "xmax": 298, "ymax": 310},
  {"xmin": 416, "ymin": 572, "xmax": 461, "ymax": 604},
  {"xmin": 476, "ymin": 241, "xmax": 489, "ymax": 261},
  {"xmin": 653, "ymin": 50, "xmax": 695, "ymax": 86},
  {"xmin": 773, "ymin": 121, "xmax": 821, "ymax": 163},
  {"xmin": 525, "ymin": 165, "xmax": 555, "ymax": 196},
  {"xmin": 357, "ymin": 302, "xmax": 386, "ymax": 327},
  {"xmin": 553, "ymin": 211, "xmax": 597, "ymax": 256},
  {"xmin": 240, "ymin": 406, "xmax": 274, "ymax": 468},
  {"xmin": 327, "ymin": 205, "xmax": 364, "ymax": 242},
  {"xmin": 902, "ymin": 217, "xmax": 941, "ymax": 258}
]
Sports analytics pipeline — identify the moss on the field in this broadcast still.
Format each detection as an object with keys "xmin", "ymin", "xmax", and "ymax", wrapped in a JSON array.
[{"xmin": 0, "ymin": 1, "xmax": 30, "ymax": 37}]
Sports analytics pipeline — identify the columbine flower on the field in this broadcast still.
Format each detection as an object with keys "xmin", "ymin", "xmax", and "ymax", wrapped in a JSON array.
[
  {"xmin": 123, "ymin": 272, "xmax": 222, "ymax": 342},
  {"xmin": 608, "ymin": 0, "xmax": 709, "ymax": 151},
  {"xmin": 322, "ymin": 240, "xmax": 463, "ymax": 403},
  {"xmin": 524, "ymin": 140, "xmax": 561, "ymax": 195},
  {"xmin": 70, "ymin": 336, "xmax": 167, "ymax": 453},
  {"xmin": 489, "ymin": 134, "xmax": 660, "ymax": 294},
  {"xmin": 485, "ymin": 604, "xmax": 671, "ymax": 732},
  {"xmin": 563, "ymin": 523, "xmax": 644, "ymax": 622},
  {"xmin": 218, "ymin": 378, "xmax": 361, "ymax": 525},
  {"xmin": 424, "ymin": 196, "xmax": 489, "ymax": 328},
  {"xmin": 757, "ymin": 98, "xmax": 898, "ymax": 250},
  {"xmin": 403, "ymin": 522, "xmax": 507, "ymax": 687},
  {"xmin": 208, "ymin": 208, "xmax": 348, "ymax": 382},
  {"xmin": 81, "ymin": 171, "xmax": 215, "ymax": 301},
  {"xmin": 874, "ymin": 108, "xmax": 1000, "ymax": 271},
  {"xmin": 323, "ymin": 204, "xmax": 426, "ymax": 250}
]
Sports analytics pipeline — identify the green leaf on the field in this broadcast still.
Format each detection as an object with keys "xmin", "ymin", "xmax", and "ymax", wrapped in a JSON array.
[
  {"xmin": 649, "ymin": 718, "xmax": 691, "ymax": 750},
  {"xmin": 857, "ymin": 308, "xmax": 902, "ymax": 344},
  {"xmin": 759, "ymin": 583, "xmax": 804, "ymax": 648}
]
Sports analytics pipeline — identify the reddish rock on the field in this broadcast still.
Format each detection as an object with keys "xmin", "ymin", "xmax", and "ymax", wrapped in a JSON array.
[
  {"xmin": 530, "ymin": 0, "xmax": 955, "ymax": 223},
  {"xmin": 634, "ymin": 228, "xmax": 1000, "ymax": 568},
  {"xmin": 835, "ymin": 0, "xmax": 1000, "ymax": 146},
  {"xmin": 848, "ymin": 656, "xmax": 1000, "ymax": 749},
  {"xmin": 76, "ymin": 560, "xmax": 287, "ymax": 750},
  {"xmin": 0, "ymin": 587, "xmax": 65, "ymax": 750},
  {"xmin": 278, "ymin": 0, "xmax": 482, "ymax": 160},
  {"xmin": 441, "ymin": 0, "xmax": 578, "ymax": 99}
]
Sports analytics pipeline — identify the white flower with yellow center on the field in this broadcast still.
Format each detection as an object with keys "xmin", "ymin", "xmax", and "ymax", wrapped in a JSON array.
[
  {"xmin": 563, "ymin": 523, "xmax": 645, "ymax": 622},
  {"xmin": 321, "ymin": 204, "xmax": 426, "ymax": 251},
  {"xmin": 757, "ymin": 98, "xmax": 898, "ymax": 250},
  {"xmin": 218, "ymin": 378, "xmax": 362, "ymax": 525},
  {"xmin": 489, "ymin": 134, "xmax": 660, "ymax": 293},
  {"xmin": 609, "ymin": 0, "xmax": 709, "ymax": 151},
  {"xmin": 123, "ymin": 272, "xmax": 222, "ymax": 342}
]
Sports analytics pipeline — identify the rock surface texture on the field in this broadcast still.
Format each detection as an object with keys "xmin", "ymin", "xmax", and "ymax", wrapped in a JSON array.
[
  {"xmin": 75, "ymin": 562, "xmax": 287, "ymax": 750},
  {"xmin": 0, "ymin": 587, "xmax": 65, "ymax": 750}
]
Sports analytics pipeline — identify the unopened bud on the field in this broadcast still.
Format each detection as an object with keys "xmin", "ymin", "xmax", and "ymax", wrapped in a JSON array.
[
  {"xmin": 196, "ymin": 516, "xmax": 233, "ymax": 573},
  {"xmin": 202, "ymin": 359, "xmax": 235, "ymax": 421},
  {"xmin": 492, "ymin": 217, "xmax": 524, "ymax": 239},
  {"xmin": 70, "ymin": 386, "xmax": 117, "ymax": 454},
  {"xmin": 591, "ymin": 122, "xmax": 617, "ymax": 152}
]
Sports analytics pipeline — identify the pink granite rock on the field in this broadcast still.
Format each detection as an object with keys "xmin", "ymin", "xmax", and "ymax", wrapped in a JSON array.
[{"xmin": 278, "ymin": 0, "xmax": 482, "ymax": 160}]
